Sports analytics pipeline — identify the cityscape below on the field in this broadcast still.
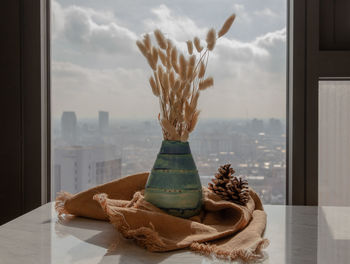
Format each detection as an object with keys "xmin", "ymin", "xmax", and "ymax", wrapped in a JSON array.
[{"xmin": 52, "ymin": 111, "xmax": 286, "ymax": 205}]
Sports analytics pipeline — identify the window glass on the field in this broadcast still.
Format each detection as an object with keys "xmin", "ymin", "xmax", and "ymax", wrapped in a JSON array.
[{"xmin": 51, "ymin": 0, "xmax": 287, "ymax": 204}]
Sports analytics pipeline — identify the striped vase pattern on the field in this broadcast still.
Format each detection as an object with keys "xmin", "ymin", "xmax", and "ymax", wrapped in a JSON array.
[{"xmin": 144, "ymin": 140, "xmax": 202, "ymax": 218}]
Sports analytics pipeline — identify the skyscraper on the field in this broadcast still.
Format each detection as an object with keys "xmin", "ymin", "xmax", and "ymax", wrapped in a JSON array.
[
  {"xmin": 53, "ymin": 145, "xmax": 122, "ymax": 195},
  {"xmin": 268, "ymin": 118, "xmax": 283, "ymax": 135},
  {"xmin": 61, "ymin": 111, "xmax": 77, "ymax": 144},
  {"xmin": 99, "ymin": 111, "xmax": 109, "ymax": 133}
]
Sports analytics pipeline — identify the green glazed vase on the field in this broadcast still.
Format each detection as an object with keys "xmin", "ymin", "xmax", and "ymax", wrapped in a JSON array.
[{"xmin": 144, "ymin": 140, "xmax": 202, "ymax": 218}]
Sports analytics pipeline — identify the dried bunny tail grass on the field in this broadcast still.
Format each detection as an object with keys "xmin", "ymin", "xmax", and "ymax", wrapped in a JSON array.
[
  {"xmin": 170, "ymin": 99, "xmax": 176, "ymax": 110},
  {"xmin": 143, "ymin": 33, "xmax": 151, "ymax": 51},
  {"xmin": 189, "ymin": 55, "xmax": 196, "ymax": 67},
  {"xmin": 179, "ymin": 80, "xmax": 186, "ymax": 92},
  {"xmin": 166, "ymin": 39, "xmax": 174, "ymax": 51},
  {"xmin": 191, "ymin": 68, "xmax": 198, "ymax": 80},
  {"xmin": 157, "ymin": 67, "xmax": 166, "ymax": 100},
  {"xmin": 193, "ymin": 37, "xmax": 203, "ymax": 52},
  {"xmin": 173, "ymin": 79, "xmax": 180, "ymax": 92},
  {"xmin": 186, "ymin": 67, "xmax": 194, "ymax": 80},
  {"xmin": 218, "ymin": 14, "xmax": 236, "ymax": 38},
  {"xmin": 173, "ymin": 63, "xmax": 179, "ymax": 74},
  {"xmin": 184, "ymin": 101, "xmax": 192, "ymax": 123},
  {"xmin": 187, "ymin": 55, "xmax": 196, "ymax": 79},
  {"xmin": 161, "ymin": 87, "xmax": 169, "ymax": 105},
  {"xmin": 199, "ymin": 77, "xmax": 214, "ymax": 90},
  {"xmin": 146, "ymin": 53, "xmax": 157, "ymax": 70},
  {"xmin": 154, "ymin": 29, "xmax": 167, "ymax": 49},
  {"xmin": 166, "ymin": 55, "xmax": 172, "ymax": 71},
  {"xmin": 136, "ymin": 40, "xmax": 148, "ymax": 57},
  {"xmin": 171, "ymin": 48, "xmax": 178, "ymax": 67},
  {"xmin": 179, "ymin": 54, "xmax": 187, "ymax": 80},
  {"xmin": 190, "ymin": 91, "xmax": 200, "ymax": 110},
  {"xmin": 154, "ymin": 71, "xmax": 161, "ymax": 91},
  {"xmin": 182, "ymin": 83, "xmax": 191, "ymax": 99},
  {"xmin": 189, "ymin": 110, "xmax": 200, "ymax": 132},
  {"xmin": 162, "ymin": 73, "xmax": 170, "ymax": 95},
  {"xmin": 157, "ymin": 65, "xmax": 164, "ymax": 82},
  {"xmin": 169, "ymin": 90, "xmax": 175, "ymax": 107},
  {"xmin": 169, "ymin": 70, "xmax": 175, "ymax": 89},
  {"xmin": 149, "ymin": 76, "xmax": 160, "ymax": 97},
  {"xmin": 181, "ymin": 129, "xmax": 189, "ymax": 142},
  {"xmin": 167, "ymin": 39, "xmax": 173, "ymax": 54},
  {"xmin": 152, "ymin": 47, "xmax": 158, "ymax": 65},
  {"xmin": 168, "ymin": 110, "xmax": 175, "ymax": 125},
  {"xmin": 198, "ymin": 61, "xmax": 206, "ymax": 78},
  {"xmin": 206, "ymin": 28, "xmax": 216, "ymax": 51},
  {"xmin": 186, "ymin": 40, "xmax": 193, "ymax": 55},
  {"xmin": 175, "ymin": 88, "xmax": 182, "ymax": 101},
  {"xmin": 177, "ymin": 99, "xmax": 184, "ymax": 119},
  {"xmin": 158, "ymin": 49, "xmax": 167, "ymax": 66},
  {"xmin": 161, "ymin": 118, "xmax": 178, "ymax": 139}
]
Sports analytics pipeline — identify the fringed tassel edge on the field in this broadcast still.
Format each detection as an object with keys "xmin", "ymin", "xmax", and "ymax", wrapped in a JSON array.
[
  {"xmin": 93, "ymin": 193, "xmax": 167, "ymax": 252},
  {"xmin": 55, "ymin": 191, "xmax": 73, "ymax": 215},
  {"xmin": 190, "ymin": 238, "xmax": 270, "ymax": 262}
]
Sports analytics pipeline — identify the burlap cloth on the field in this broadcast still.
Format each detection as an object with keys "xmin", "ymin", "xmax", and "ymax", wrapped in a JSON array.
[{"xmin": 55, "ymin": 172, "xmax": 269, "ymax": 262}]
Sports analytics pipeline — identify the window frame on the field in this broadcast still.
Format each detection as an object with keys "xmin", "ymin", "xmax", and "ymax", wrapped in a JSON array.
[
  {"xmin": 22, "ymin": 0, "xmax": 51, "ymax": 207},
  {"xmin": 0, "ymin": 0, "xmax": 50, "ymax": 224},
  {"xmin": 288, "ymin": 0, "xmax": 350, "ymax": 205}
]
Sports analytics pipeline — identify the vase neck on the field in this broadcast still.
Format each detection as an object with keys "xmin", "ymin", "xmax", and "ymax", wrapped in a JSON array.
[{"xmin": 159, "ymin": 140, "xmax": 191, "ymax": 154}]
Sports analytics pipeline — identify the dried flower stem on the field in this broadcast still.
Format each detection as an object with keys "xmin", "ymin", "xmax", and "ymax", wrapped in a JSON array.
[{"xmin": 136, "ymin": 14, "xmax": 235, "ymax": 141}]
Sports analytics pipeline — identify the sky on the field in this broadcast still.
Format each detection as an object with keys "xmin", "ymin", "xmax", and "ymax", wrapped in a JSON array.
[{"xmin": 51, "ymin": 0, "xmax": 287, "ymax": 120}]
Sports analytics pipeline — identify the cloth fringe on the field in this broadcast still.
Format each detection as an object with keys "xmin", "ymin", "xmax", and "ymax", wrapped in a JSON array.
[
  {"xmin": 190, "ymin": 238, "xmax": 270, "ymax": 262},
  {"xmin": 55, "ymin": 191, "xmax": 73, "ymax": 215},
  {"xmin": 93, "ymin": 193, "xmax": 166, "ymax": 252}
]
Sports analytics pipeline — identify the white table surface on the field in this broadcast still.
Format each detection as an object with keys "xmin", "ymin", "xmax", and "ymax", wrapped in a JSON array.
[{"xmin": 1, "ymin": 203, "xmax": 350, "ymax": 264}]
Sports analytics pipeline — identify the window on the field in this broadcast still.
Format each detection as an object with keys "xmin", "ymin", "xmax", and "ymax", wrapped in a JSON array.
[{"xmin": 51, "ymin": 0, "xmax": 287, "ymax": 204}]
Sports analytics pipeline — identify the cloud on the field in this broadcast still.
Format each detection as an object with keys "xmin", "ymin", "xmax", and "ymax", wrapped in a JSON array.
[
  {"xmin": 52, "ymin": 62, "xmax": 159, "ymax": 118},
  {"xmin": 52, "ymin": 1, "xmax": 137, "ymax": 55},
  {"xmin": 254, "ymin": 8, "xmax": 279, "ymax": 18},
  {"xmin": 232, "ymin": 3, "xmax": 252, "ymax": 23},
  {"xmin": 51, "ymin": 0, "xmax": 65, "ymax": 39},
  {"xmin": 197, "ymin": 27, "xmax": 286, "ymax": 119},
  {"xmin": 254, "ymin": 28, "xmax": 286, "ymax": 73},
  {"xmin": 255, "ymin": 28, "xmax": 286, "ymax": 47},
  {"xmin": 51, "ymin": 2, "xmax": 286, "ymax": 119},
  {"xmin": 210, "ymin": 27, "xmax": 286, "ymax": 80},
  {"xmin": 144, "ymin": 5, "xmax": 207, "ymax": 41}
]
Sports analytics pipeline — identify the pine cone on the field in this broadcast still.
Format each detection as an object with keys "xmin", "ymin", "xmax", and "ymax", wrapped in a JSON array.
[{"xmin": 208, "ymin": 164, "xmax": 250, "ymax": 205}]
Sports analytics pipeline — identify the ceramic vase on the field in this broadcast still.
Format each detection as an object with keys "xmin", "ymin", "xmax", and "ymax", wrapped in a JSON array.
[{"xmin": 144, "ymin": 140, "xmax": 202, "ymax": 218}]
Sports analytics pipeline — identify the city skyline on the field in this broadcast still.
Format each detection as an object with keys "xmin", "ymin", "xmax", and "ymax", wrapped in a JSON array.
[{"xmin": 52, "ymin": 110, "xmax": 286, "ymax": 204}]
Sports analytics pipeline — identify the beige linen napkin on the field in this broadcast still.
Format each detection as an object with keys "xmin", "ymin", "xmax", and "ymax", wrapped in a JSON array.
[{"xmin": 56, "ymin": 172, "xmax": 268, "ymax": 261}]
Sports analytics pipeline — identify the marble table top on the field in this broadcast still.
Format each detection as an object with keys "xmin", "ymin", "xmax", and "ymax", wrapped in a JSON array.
[{"xmin": 1, "ymin": 203, "xmax": 350, "ymax": 264}]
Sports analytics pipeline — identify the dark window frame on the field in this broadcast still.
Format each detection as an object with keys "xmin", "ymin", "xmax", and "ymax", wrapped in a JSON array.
[
  {"xmin": 0, "ymin": 0, "xmax": 50, "ymax": 224},
  {"xmin": 288, "ymin": 0, "xmax": 350, "ymax": 205}
]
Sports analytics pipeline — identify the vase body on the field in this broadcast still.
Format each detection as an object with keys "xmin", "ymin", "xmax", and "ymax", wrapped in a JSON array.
[{"xmin": 144, "ymin": 140, "xmax": 202, "ymax": 218}]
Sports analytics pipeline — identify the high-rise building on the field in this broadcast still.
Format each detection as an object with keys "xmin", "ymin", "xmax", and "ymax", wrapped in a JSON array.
[
  {"xmin": 99, "ymin": 111, "xmax": 109, "ymax": 133},
  {"xmin": 268, "ymin": 118, "xmax": 283, "ymax": 135},
  {"xmin": 53, "ymin": 145, "xmax": 121, "ymax": 195},
  {"xmin": 61, "ymin": 111, "xmax": 77, "ymax": 143},
  {"xmin": 250, "ymin": 118, "xmax": 264, "ymax": 133}
]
